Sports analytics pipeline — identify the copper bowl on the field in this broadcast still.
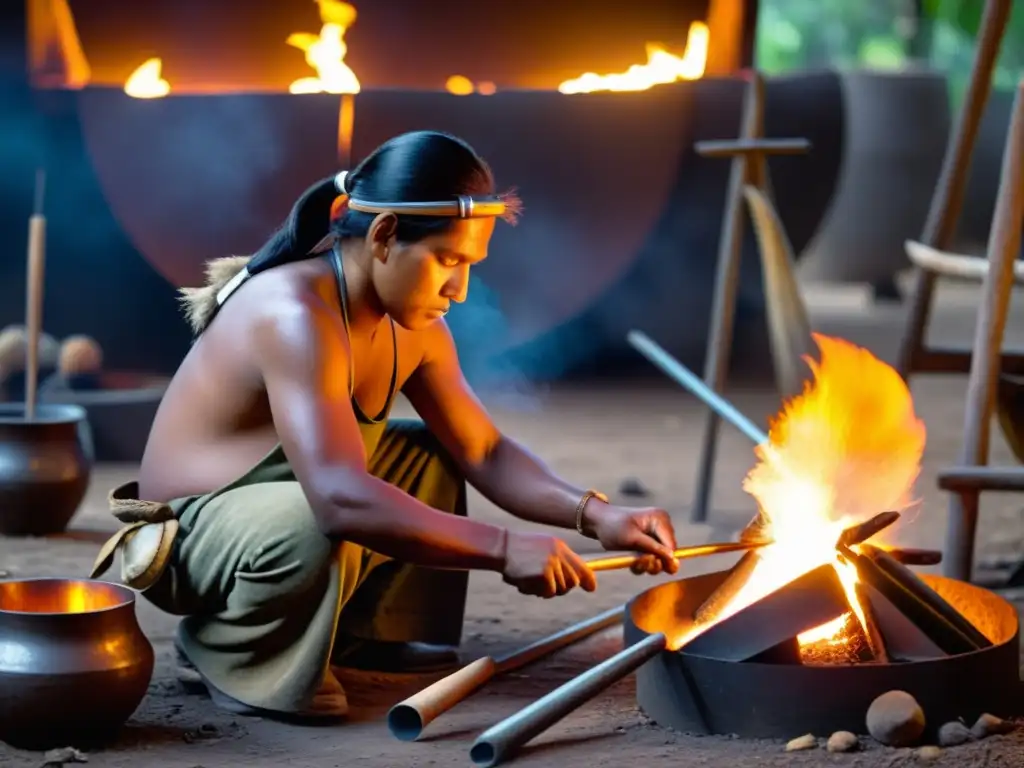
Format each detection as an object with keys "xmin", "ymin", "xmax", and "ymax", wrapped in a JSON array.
[{"xmin": 0, "ymin": 578, "xmax": 154, "ymax": 749}]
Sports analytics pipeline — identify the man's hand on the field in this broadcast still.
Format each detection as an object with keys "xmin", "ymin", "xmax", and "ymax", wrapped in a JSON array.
[
  {"xmin": 585, "ymin": 503, "xmax": 680, "ymax": 576},
  {"xmin": 501, "ymin": 531, "xmax": 599, "ymax": 598}
]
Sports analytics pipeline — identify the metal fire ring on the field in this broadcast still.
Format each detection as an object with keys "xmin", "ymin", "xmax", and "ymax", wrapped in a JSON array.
[{"xmin": 624, "ymin": 570, "xmax": 1022, "ymax": 740}]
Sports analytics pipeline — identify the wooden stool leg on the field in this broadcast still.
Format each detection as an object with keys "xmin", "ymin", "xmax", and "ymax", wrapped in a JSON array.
[
  {"xmin": 895, "ymin": 0, "xmax": 1013, "ymax": 380},
  {"xmin": 944, "ymin": 80, "xmax": 1024, "ymax": 581},
  {"xmin": 690, "ymin": 73, "xmax": 766, "ymax": 523}
]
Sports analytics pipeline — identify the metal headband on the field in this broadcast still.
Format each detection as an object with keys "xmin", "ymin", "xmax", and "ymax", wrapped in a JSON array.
[{"xmin": 333, "ymin": 170, "xmax": 507, "ymax": 219}]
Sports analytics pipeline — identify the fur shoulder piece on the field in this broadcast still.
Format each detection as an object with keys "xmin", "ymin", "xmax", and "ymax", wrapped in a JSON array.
[{"xmin": 177, "ymin": 255, "xmax": 251, "ymax": 335}]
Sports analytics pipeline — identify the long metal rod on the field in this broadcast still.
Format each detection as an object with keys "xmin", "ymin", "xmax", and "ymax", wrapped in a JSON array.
[
  {"xmin": 628, "ymin": 330, "xmax": 769, "ymax": 445},
  {"xmin": 387, "ymin": 605, "xmax": 623, "ymax": 741},
  {"xmin": 469, "ymin": 633, "xmax": 668, "ymax": 767},
  {"xmin": 584, "ymin": 540, "xmax": 768, "ymax": 572}
]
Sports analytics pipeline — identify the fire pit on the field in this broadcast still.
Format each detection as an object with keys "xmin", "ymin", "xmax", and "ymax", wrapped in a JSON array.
[
  {"xmin": 467, "ymin": 333, "xmax": 1023, "ymax": 767},
  {"xmin": 0, "ymin": 578, "xmax": 154, "ymax": 750},
  {"xmin": 625, "ymin": 566, "xmax": 1020, "ymax": 740}
]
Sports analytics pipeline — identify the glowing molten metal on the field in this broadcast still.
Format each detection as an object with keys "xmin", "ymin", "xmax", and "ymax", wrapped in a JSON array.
[
  {"xmin": 693, "ymin": 335, "xmax": 927, "ymax": 658},
  {"xmin": 558, "ymin": 20, "xmax": 708, "ymax": 94},
  {"xmin": 124, "ymin": 58, "xmax": 170, "ymax": 99}
]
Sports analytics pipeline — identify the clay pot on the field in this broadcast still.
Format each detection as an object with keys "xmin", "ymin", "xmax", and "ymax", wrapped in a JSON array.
[
  {"xmin": 0, "ymin": 403, "xmax": 92, "ymax": 536},
  {"xmin": 0, "ymin": 578, "xmax": 155, "ymax": 749}
]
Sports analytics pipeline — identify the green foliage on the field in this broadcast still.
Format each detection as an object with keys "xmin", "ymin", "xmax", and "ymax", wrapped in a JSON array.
[{"xmin": 755, "ymin": 0, "xmax": 1024, "ymax": 105}]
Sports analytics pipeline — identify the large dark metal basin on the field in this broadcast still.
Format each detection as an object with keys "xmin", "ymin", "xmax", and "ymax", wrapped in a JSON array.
[{"xmin": 624, "ymin": 569, "xmax": 1022, "ymax": 739}]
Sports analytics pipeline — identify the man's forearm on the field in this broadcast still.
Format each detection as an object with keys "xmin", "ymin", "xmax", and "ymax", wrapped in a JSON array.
[
  {"xmin": 464, "ymin": 435, "xmax": 606, "ymax": 533},
  {"xmin": 312, "ymin": 468, "xmax": 510, "ymax": 571}
]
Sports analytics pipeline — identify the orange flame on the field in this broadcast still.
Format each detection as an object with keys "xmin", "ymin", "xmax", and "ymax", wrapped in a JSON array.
[
  {"xmin": 558, "ymin": 20, "xmax": 708, "ymax": 94},
  {"xmin": 288, "ymin": 0, "xmax": 360, "ymax": 94},
  {"xmin": 445, "ymin": 75, "xmax": 474, "ymax": 96},
  {"xmin": 685, "ymin": 335, "xmax": 927, "ymax": 654},
  {"xmin": 124, "ymin": 57, "xmax": 170, "ymax": 99}
]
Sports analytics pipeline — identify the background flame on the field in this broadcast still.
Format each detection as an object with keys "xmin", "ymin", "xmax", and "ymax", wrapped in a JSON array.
[
  {"xmin": 558, "ymin": 20, "xmax": 709, "ymax": 94},
  {"xmin": 124, "ymin": 57, "xmax": 170, "ymax": 98}
]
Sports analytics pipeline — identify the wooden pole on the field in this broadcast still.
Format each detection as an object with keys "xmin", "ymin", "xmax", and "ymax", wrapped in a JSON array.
[
  {"xmin": 24, "ymin": 169, "xmax": 47, "ymax": 420},
  {"xmin": 944, "ymin": 79, "xmax": 1024, "ymax": 581},
  {"xmin": 895, "ymin": 0, "xmax": 1013, "ymax": 379},
  {"xmin": 690, "ymin": 73, "xmax": 765, "ymax": 523}
]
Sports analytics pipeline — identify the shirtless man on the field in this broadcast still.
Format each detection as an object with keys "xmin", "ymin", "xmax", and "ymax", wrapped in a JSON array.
[{"xmin": 92, "ymin": 130, "xmax": 681, "ymax": 722}]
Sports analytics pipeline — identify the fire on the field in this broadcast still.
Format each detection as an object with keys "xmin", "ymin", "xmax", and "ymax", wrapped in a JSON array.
[
  {"xmin": 700, "ymin": 335, "xmax": 927, "ymax": 655},
  {"xmin": 124, "ymin": 58, "xmax": 170, "ymax": 99},
  {"xmin": 288, "ymin": 0, "xmax": 360, "ymax": 94},
  {"xmin": 558, "ymin": 20, "xmax": 709, "ymax": 94},
  {"xmin": 445, "ymin": 75, "xmax": 474, "ymax": 96},
  {"xmin": 444, "ymin": 76, "xmax": 498, "ymax": 96}
]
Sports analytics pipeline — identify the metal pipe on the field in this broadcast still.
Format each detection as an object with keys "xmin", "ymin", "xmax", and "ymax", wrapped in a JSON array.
[
  {"xmin": 627, "ymin": 330, "xmax": 769, "ymax": 445},
  {"xmin": 468, "ymin": 632, "xmax": 667, "ymax": 767},
  {"xmin": 584, "ymin": 540, "xmax": 769, "ymax": 572},
  {"xmin": 387, "ymin": 605, "xmax": 623, "ymax": 741}
]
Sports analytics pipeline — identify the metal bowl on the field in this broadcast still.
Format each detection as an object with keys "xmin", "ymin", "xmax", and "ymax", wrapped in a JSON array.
[{"xmin": 0, "ymin": 577, "xmax": 154, "ymax": 749}]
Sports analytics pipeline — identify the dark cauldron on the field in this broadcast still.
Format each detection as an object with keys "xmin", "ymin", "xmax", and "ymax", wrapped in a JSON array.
[
  {"xmin": 0, "ymin": 403, "xmax": 92, "ymax": 536},
  {"xmin": 0, "ymin": 578, "xmax": 154, "ymax": 749}
]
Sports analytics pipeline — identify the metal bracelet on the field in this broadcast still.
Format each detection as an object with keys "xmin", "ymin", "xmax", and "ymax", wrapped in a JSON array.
[{"xmin": 575, "ymin": 490, "xmax": 609, "ymax": 537}]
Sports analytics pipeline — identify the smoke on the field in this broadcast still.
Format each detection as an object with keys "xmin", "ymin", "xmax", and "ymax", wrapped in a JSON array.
[{"xmin": 445, "ymin": 274, "xmax": 548, "ymax": 412}]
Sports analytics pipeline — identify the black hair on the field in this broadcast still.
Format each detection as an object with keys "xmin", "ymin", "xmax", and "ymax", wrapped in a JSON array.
[{"xmin": 245, "ymin": 130, "xmax": 513, "ymax": 277}]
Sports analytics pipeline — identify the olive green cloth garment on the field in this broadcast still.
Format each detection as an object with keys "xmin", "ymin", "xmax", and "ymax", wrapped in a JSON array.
[{"xmin": 118, "ymin": 418, "xmax": 469, "ymax": 714}]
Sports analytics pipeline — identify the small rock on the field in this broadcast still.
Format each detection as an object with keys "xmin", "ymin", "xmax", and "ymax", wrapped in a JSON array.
[
  {"xmin": 971, "ymin": 713, "xmax": 1016, "ymax": 739},
  {"xmin": 40, "ymin": 747, "xmax": 88, "ymax": 767},
  {"xmin": 866, "ymin": 690, "xmax": 926, "ymax": 746},
  {"xmin": 618, "ymin": 476, "xmax": 649, "ymax": 497},
  {"xmin": 937, "ymin": 720, "xmax": 971, "ymax": 746},
  {"xmin": 785, "ymin": 734, "xmax": 817, "ymax": 752},
  {"xmin": 916, "ymin": 745, "xmax": 942, "ymax": 761},
  {"xmin": 827, "ymin": 731, "xmax": 859, "ymax": 753}
]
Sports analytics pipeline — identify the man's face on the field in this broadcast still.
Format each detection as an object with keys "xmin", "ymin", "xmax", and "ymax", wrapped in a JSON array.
[{"xmin": 372, "ymin": 217, "xmax": 495, "ymax": 331}]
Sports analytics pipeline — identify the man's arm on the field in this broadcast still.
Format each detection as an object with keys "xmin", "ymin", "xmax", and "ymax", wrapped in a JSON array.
[
  {"xmin": 253, "ymin": 296, "xmax": 510, "ymax": 570},
  {"xmin": 403, "ymin": 321, "xmax": 609, "ymax": 535}
]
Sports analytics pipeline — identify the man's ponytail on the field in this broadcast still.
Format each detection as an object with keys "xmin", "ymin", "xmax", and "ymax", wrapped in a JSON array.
[
  {"xmin": 178, "ymin": 176, "xmax": 339, "ymax": 336},
  {"xmin": 246, "ymin": 176, "xmax": 339, "ymax": 275}
]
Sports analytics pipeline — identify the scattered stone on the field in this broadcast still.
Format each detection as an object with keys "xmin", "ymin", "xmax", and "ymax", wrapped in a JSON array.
[
  {"xmin": 618, "ymin": 476, "xmax": 649, "ymax": 497},
  {"xmin": 937, "ymin": 720, "xmax": 971, "ymax": 746},
  {"xmin": 971, "ymin": 713, "xmax": 1016, "ymax": 739},
  {"xmin": 183, "ymin": 723, "xmax": 221, "ymax": 744},
  {"xmin": 40, "ymin": 747, "xmax": 88, "ymax": 767},
  {"xmin": 785, "ymin": 734, "xmax": 817, "ymax": 752},
  {"xmin": 916, "ymin": 745, "xmax": 942, "ymax": 761},
  {"xmin": 866, "ymin": 690, "xmax": 926, "ymax": 747},
  {"xmin": 827, "ymin": 731, "xmax": 859, "ymax": 753}
]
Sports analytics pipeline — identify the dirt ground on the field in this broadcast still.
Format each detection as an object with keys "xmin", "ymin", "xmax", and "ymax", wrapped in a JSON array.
[{"xmin": 2, "ymin": 279, "xmax": 1024, "ymax": 768}]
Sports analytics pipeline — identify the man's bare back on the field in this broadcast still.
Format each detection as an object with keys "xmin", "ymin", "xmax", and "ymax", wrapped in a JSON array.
[{"xmin": 138, "ymin": 256, "xmax": 426, "ymax": 502}]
